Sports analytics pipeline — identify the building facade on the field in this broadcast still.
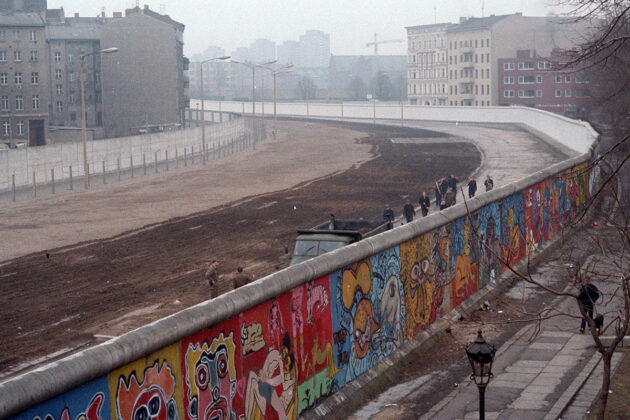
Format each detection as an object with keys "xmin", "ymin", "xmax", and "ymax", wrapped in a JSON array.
[
  {"xmin": 406, "ymin": 23, "xmax": 450, "ymax": 105},
  {"xmin": 0, "ymin": 10, "xmax": 49, "ymax": 146},
  {"xmin": 297, "ymin": 30, "xmax": 330, "ymax": 68},
  {"xmin": 498, "ymin": 49, "xmax": 590, "ymax": 117}
]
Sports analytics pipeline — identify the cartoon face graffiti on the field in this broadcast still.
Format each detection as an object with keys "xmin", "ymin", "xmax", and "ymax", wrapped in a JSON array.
[
  {"xmin": 117, "ymin": 362, "xmax": 178, "ymax": 420},
  {"xmin": 353, "ymin": 298, "xmax": 379, "ymax": 358},
  {"xmin": 193, "ymin": 344, "xmax": 234, "ymax": 420}
]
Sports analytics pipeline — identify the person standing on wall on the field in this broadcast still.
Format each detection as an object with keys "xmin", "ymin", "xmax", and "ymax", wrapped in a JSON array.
[
  {"xmin": 448, "ymin": 174, "xmax": 459, "ymax": 203},
  {"xmin": 403, "ymin": 199, "xmax": 416, "ymax": 223},
  {"xmin": 434, "ymin": 181, "xmax": 442, "ymax": 209},
  {"xmin": 328, "ymin": 214, "xmax": 336, "ymax": 230},
  {"xmin": 383, "ymin": 204, "xmax": 395, "ymax": 230},
  {"xmin": 484, "ymin": 175, "xmax": 494, "ymax": 192},
  {"xmin": 578, "ymin": 276, "xmax": 600, "ymax": 333},
  {"xmin": 468, "ymin": 177, "xmax": 477, "ymax": 198},
  {"xmin": 205, "ymin": 259, "xmax": 221, "ymax": 298},
  {"xmin": 419, "ymin": 191, "xmax": 431, "ymax": 217},
  {"xmin": 443, "ymin": 187, "xmax": 456, "ymax": 209}
]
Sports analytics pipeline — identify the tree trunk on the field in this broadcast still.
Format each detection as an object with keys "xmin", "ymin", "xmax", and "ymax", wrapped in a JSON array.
[{"xmin": 597, "ymin": 351, "xmax": 612, "ymax": 420}]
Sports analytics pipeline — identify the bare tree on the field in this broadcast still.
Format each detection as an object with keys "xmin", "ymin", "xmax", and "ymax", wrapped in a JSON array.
[{"xmin": 296, "ymin": 76, "xmax": 317, "ymax": 100}]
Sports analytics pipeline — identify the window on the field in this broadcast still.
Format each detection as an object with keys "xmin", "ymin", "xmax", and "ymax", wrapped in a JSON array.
[
  {"xmin": 55, "ymin": 69, "xmax": 62, "ymax": 79},
  {"xmin": 481, "ymin": 54, "xmax": 484, "ymax": 63},
  {"xmin": 2, "ymin": 121, "xmax": 9, "ymax": 135},
  {"xmin": 56, "ymin": 84, "xmax": 63, "ymax": 95},
  {"xmin": 518, "ymin": 62, "xmax": 535, "ymax": 70},
  {"xmin": 70, "ymin": 112, "xmax": 76, "ymax": 121},
  {"xmin": 576, "ymin": 74, "xmax": 589, "ymax": 83},
  {"xmin": 16, "ymin": 120, "xmax": 24, "ymax": 135},
  {"xmin": 486, "ymin": 69, "xmax": 489, "ymax": 78},
  {"xmin": 518, "ymin": 76, "xmax": 535, "ymax": 84},
  {"xmin": 54, "ymin": 51, "xmax": 61, "ymax": 63},
  {"xmin": 68, "ymin": 72, "xmax": 74, "ymax": 82},
  {"xmin": 518, "ymin": 89, "xmax": 535, "ymax": 98},
  {"xmin": 95, "ymin": 72, "xmax": 100, "ymax": 83},
  {"xmin": 504, "ymin": 76, "xmax": 514, "ymax": 84},
  {"xmin": 486, "ymin": 39, "xmax": 490, "ymax": 47},
  {"xmin": 538, "ymin": 61, "xmax": 551, "ymax": 69},
  {"xmin": 15, "ymin": 95, "xmax": 23, "ymax": 110},
  {"xmin": 565, "ymin": 75, "xmax": 572, "ymax": 83},
  {"xmin": 30, "ymin": 50, "xmax": 38, "ymax": 61},
  {"xmin": 503, "ymin": 90, "xmax": 514, "ymax": 98},
  {"xmin": 1, "ymin": 95, "xmax": 8, "ymax": 110},
  {"xmin": 481, "ymin": 85, "xmax": 484, "ymax": 94},
  {"xmin": 13, "ymin": 30, "xmax": 20, "ymax": 41},
  {"xmin": 32, "ymin": 95, "xmax": 39, "ymax": 110},
  {"xmin": 475, "ymin": 40, "xmax": 478, "ymax": 48},
  {"xmin": 68, "ymin": 53, "xmax": 74, "ymax": 63},
  {"xmin": 31, "ymin": 72, "xmax": 38, "ymax": 85},
  {"xmin": 555, "ymin": 90, "xmax": 562, "ymax": 97},
  {"xmin": 0, "ymin": 31, "xmax": 5, "ymax": 42},
  {"xmin": 0, "ymin": 73, "xmax": 6, "ymax": 85},
  {"xmin": 555, "ymin": 75, "xmax": 562, "ymax": 83},
  {"xmin": 536, "ymin": 90, "xmax": 542, "ymax": 98},
  {"xmin": 14, "ymin": 72, "xmax": 22, "ymax": 87},
  {"xmin": 565, "ymin": 89, "xmax": 572, "ymax": 97},
  {"xmin": 536, "ymin": 75, "xmax": 543, "ymax": 83},
  {"xmin": 29, "ymin": 30, "xmax": 37, "ymax": 42},
  {"xmin": 0, "ymin": 51, "xmax": 6, "ymax": 62},
  {"xmin": 13, "ymin": 50, "xmax": 21, "ymax": 62},
  {"xmin": 56, "ymin": 101, "xmax": 64, "ymax": 112},
  {"xmin": 486, "ymin": 53, "xmax": 489, "ymax": 62}
]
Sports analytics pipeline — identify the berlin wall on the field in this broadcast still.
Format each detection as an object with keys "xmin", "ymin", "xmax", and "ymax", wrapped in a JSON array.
[{"xmin": 0, "ymin": 104, "xmax": 598, "ymax": 420}]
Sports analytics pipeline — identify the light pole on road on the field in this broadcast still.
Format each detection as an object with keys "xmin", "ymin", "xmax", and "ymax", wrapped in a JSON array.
[
  {"xmin": 229, "ymin": 59, "xmax": 277, "ymax": 117},
  {"xmin": 256, "ymin": 64, "xmax": 294, "ymax": 124},
  {"xmin": 80, "ymin": 47, "xmax": 118, "ymax": 189},
  {"xmin": 200, "ymin": 56, "xmax": 230, "ymax": 163}
]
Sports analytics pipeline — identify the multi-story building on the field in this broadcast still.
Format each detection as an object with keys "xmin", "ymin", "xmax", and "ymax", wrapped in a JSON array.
[
  {"xmin": 45, "ymin": 9, "xmax": 108, "ymax": 132},
  {"xmin": 298, "ymin": 30, "xmax": 330, "ymax": 68},
  {"xmin": 0, "ymin": 9, "xmax": 49, "ymax": 146},
  {"xmin": 100, "ymin": 6, "xmax": 187, "ymax": 137},
  {"xmin": 405, "ymin": 23, "xmax": 450, "ymax": 105},
  {"xmin": 277, "ymin": 40, "xmax": 300, "ymax": 66},
  {"xmin": 498, "ymin": 49, "xmax": 590, "ymax": 117},
  {"xmin": 249, "ymin": 38, "xmax": 275, "ymax": 63}
]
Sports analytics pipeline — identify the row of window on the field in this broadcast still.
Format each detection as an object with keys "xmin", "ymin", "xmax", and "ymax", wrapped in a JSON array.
[
  {"xmin": 409, "ymin": 83, "xmax": 447, "ymax": 95},
  {"xmin": 448, "ymin": 84, "xmax": 491, "ymax": 96},
  {"xmin": 450, "ymin": 52, "xmax": 491, "ymax": 65},
  {"xmin": 503, "ymin": 61, "xmax": 552, "ymax": 71},
  {"xmin": 0, "ymin": 30, "xmax": 38, "ymax": 42},
  {"xmin": 450, "ymin": 39, "xmax": 490, "ymax": 50},
  {"xmin": 0, "ymin": 50, "xmax": 40, "ymax": 62},
  {"xmin": 502, "ymin": 74, "xmax": 582, "ymax": 84},
  {"xmin": 409, "ymin": 51, "xmax": 446, "ymax": 65},
  {"xmin": 0, "ymin": 95, "xmax": 41, "ymax": 111},
  {"xmin": 450, "ymin": 68, "xmax": 490, "ymax": 80},
  {"xmin": 503, "ymin": 89, "xmax": 587, "ymax": 98},
  {"xmin": 448, "ymin": 100, "xmax": 492, "ymax": 106},
  {"xmin": 1, "ymin": 120, "xmax": 25, "ymax": 135},
  {"xmin": 408, "ymin": 38, "xmax": 446, "ymax": 51},
  {"xmin": 409, "ymin": 68, "xmax": 447, "ymax": 79}
]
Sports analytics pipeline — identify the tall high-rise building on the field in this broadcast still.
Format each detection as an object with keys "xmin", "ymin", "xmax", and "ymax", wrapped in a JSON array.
[
  {"xmin": 298, "ymin": 30, "xmax": 330, "ymax": 68},
  {"xmin": 277, "ymin": 40, "xmax": 299, "ymax": 66},
  {"xmin": 249, "ymin": 38, "xmax": 275, "ymax": 63}
]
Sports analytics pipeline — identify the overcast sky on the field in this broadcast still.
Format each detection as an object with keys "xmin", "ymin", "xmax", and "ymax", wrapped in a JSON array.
[{"xmin": 47, "ymin": 0, "xmax": 573, "ymax": 57}]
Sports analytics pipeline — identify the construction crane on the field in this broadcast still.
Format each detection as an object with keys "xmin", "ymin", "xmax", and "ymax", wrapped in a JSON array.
[{"xmin": 366, "ymin": 33, "xmax": 404, "ymax": 55}]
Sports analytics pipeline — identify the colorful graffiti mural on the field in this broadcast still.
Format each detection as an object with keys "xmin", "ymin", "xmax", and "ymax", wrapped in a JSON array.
[{"xmin": 12, "ymin": 163, "xmax": 591, "ymax": 420}]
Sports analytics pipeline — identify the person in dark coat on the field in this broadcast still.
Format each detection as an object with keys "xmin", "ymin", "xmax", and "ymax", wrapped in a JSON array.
[
  {"xmin": 468, "ymin": 177, "xmax": 477, "ymax": 198},
  {"xmin": 448, "ymin": 174, "xmax": 459, "ymax": 191},
  {"xmin": 403, "ymin": 199, "xmax": 415, "ymax": 223},
  {"xmin": 383, "ymin": 204, "xmax": 395, "ymax": 229},
  {"xmin": 419, "ymin": 191, "xmax": 431, "ymax": 217},
  {"xmin": 440, "ymin": 177, "xmax": 449, "ymax": 196},
  {"xmin": 232, "ymin": 265, "xmax": 255, "ymax": 290},
  {"xmin": 434, "ymin": 182, "xmax": 442, "ymax": 209},
  {"xmin": 578, "ymin": 277, "xmax": 600, "ymax": 333},
  {"xmin": 205, "ymin": 260, "xmax": 221, "ymax": 298},
  {"xmin": 443, "ymin": 187, "xmax": 456, "ymax": 209}
]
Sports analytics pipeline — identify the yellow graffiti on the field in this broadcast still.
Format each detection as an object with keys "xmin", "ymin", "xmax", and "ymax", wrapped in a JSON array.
[{"xmin": 341, "ymin": 260, "xmax": 372, "ymax": 310}]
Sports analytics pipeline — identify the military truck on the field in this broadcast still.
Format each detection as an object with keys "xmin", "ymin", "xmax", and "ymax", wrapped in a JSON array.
[{"xmin": 290, "ymin": 219, "xmax": 389, "ymax": 266}]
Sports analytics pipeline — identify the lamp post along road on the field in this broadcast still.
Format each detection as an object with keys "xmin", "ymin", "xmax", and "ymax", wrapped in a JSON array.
[
  {"xmin": 80, "ymin": 47, "xmax": 118, "ymax": 189},
  {"xmin": 256, "ymin": 64, "xmax": 293, "ymax": 135},
  {"xmin": 230, "ymin": 59, "xmax": 277, "ymax": 118},
  {"xmin": 200, "ymin": 56, "xmax": 230, "ymax": 163},
  {"xmin": 466, "ymin": 330, "xmax": 496, "ymax": 420}
]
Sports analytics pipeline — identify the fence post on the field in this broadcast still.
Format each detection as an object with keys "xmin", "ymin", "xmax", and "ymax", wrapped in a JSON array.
[
  {"xmin": 103, "ymin": 160, "xmax": 107, "ymax": 184},
  {"xmin": 155, "ymin": 151, "xmax": 158, "ymax": 174},
  {"xmin": 191, "ymin": 145, "xmax": 195, "ymax": 165},
  {"xmin": 166, "ymin": 150, "xmax": 169, "ymax": 171},
  {"xmin": 341, "ymin": 101, "xmax": 344, "ymax": 121},
  {"xmin": 33, "ymin": 171, "xmax": 36, "ymax": 197},
  {"xmin": 184, "ymin": 147, "xmax": 188, "ymax": 167},
  {"xmin": 231, "ymin": 139, "xmax": 234, "ymax": 154},
  {"xmin": 12, "ymin": 173, "xmax": 16, "ymax": 201},
  {"xmin": 176, "ymin": 148, "xmax": 179, "ymax": 169},
  {"xmin": 69, "ymin": 165, "xmax": 73, "ymax": 190},
  {"xmin": 401, "ymin": 102, "xmax": 404, "ymax": 126},
  {"xmin": 373, "ymin": 100, "xmax": 376, "ymax": 127},
  {"xmin": 143, "ymin": 153, "xmax": 146, "ymax": 175},
  {"xmin": 131, "ymin": 155, "xmax": 134, "ymax": 178},
  {"xmin": 117, "ymin": 158, "xmax": 121, "ymax": 181},
  {"xmin": 86, "ymin": 163, "xmax": 90, "ymax": 188},
  {"xmin": 51, "ymin": 168, "xmax": 55, "ymax": 194}
]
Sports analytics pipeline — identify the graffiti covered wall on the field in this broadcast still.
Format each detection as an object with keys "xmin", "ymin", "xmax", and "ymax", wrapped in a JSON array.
[{"xmin": 10, "ymin": 162, "xmax": 591, "ymax": 420}]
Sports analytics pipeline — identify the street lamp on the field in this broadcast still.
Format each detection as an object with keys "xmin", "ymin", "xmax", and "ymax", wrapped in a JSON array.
[
  {"xmin": 200, "ymin": 56, "xmax": 230, "ymax": 164},
  {"xmin": 80, "ymin": 47, "xmax": 118, "ymax": 189},
  {"xmin": 465, "ymin": 330, "xmax": 496, "ymax": 420},
  {"xmin": 256, "ymin": 64, "xmax": 294, "ymax": 124},
  {"xmin": 229, "ymin": 59, "xmax": 277, "ymax": 117}
]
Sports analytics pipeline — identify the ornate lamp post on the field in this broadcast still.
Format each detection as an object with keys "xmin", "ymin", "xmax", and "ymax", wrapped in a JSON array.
[{"xmin": 466, "ymin": 330, "xmax": 496, "ymax": 420}]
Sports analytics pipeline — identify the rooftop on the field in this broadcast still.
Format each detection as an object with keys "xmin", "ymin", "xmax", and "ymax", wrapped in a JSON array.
[{"xmin": 0, "ymin": 11, "xmax": 45, "ymax": 27}]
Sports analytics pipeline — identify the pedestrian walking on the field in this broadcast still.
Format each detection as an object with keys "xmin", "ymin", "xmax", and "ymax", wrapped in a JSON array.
[
  {"xmin": 419, "ymin": 191, "xmax": 431, "ymax": 217},
  {"xmin": 468, "ymin": 177, "xmax": 477, "ymax": 198},
  {"xmin": 434, "ymin": 181, "xmax": 442, "ymax": 209},
  {"xmin": 383, "ymin": 204, "xmax": 395, "ymax": 230},
  {"xmin": 403, "ymin": 199, "xmax": 415, "ymax": 223},
  {"xmin": 578, "ymin": 277, "xmax": 600, "ymax": 333},
  {"xmin": 205, "ymin": 259, "xmax": 221, "ymax": 298},
  {"xmin": 484, "ymin": 175, "xmax": 494, "ymax": 192},
  {"xmin": 232, "ymin": 265, "xmax": 255, "ymax": 290}
]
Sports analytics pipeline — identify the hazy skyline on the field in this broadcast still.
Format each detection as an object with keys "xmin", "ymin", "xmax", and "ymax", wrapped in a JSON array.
[{"xmin": 47, "ymin": 0, "xmax": 573, "ymax": 57}]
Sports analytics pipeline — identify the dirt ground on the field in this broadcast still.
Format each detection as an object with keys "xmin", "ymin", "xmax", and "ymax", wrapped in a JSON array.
[{"xmin": 0, "ymin": 120, "xmax": 480, "ymax": 377}]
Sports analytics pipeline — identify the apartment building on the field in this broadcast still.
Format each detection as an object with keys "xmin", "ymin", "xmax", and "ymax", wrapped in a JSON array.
[
  {"xmin": 405, "ymin": 23, "xmax": 450, "ymax": 105},
  {"xmin": 498, "ymin": 49, "xmax": 590, "ymax": 117},
  {"xmin": 0, "ymin": 10, "xmax": 49, "ymax": 146}
]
